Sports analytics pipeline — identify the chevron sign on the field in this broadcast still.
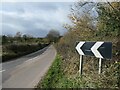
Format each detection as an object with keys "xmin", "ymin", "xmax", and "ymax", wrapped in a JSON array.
[{"xmin": 76, "ymin": 41, "xmax": 112, "ymax": 59}]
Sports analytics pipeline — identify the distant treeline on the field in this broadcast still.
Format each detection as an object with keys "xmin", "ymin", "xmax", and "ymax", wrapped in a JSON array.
[
  {"xmin": 1, "ymin": 30, "xmax": 62, "ymax": 62},
  {"xmin": 2, "ymin": 43, "xmax": 49, "ymax": 62},
  {"xmin": 2, "ymin": 34, "xmax": 49, "ymax": 45},
  {"xmin": 2, "ymin": 29, "xmax": 62, "ymax": 45}
]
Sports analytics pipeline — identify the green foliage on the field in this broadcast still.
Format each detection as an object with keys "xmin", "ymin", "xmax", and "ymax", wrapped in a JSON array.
[
  {"xmin": 114, "ymin": 61, "xmax": 120, "ymax": 88},
  {"xmin": 97, "ymin": 2, "xmax": 120, "ymax": 37},
  {"xmin": 37, "ymin": 55, "xmax": 119, "ymax": 88},
  {"xmin": 2, "ymin": 34, "xmax": 50, "ymax": 45},
  {"xmin": 54, "ymin": 2, "xmax": 119, "ymax": 88},
  {"xmin": 37, "ymin": 2, "xmax": 120, "ymax": 88},
  {"xmin": 2, "ymin": 33, "xmax": 51, "ymax": 62},
  {"xmin": 2, "ymin": 43, "xmax": 49, "ymax": 62}
]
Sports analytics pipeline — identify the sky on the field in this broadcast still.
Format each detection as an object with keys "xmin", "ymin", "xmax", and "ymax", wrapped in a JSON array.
[{"xmin": 1, "ymin": 2, "xmax": 73, "ymax": 37}]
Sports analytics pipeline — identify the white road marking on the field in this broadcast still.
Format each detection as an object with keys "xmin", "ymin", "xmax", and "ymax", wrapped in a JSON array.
[
  {"xmin": 25, "ymin": 58, "xmax": 34, "ymax": 63},
  {"xmin": 0, "ymin": 70, "xmax": 5, "ymax": 73}
]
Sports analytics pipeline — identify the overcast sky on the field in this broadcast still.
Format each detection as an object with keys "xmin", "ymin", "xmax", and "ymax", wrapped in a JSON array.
[{"xmin": 1, "ymin": 2, "xmax": 72, "ymax": 37}]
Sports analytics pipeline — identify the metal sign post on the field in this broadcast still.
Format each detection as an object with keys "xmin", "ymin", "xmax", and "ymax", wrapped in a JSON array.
[
  {"xmin": 79, "ymin": 55, "xmax": 83, "ymax": 75},
  {"xmin": 98, "ymin": 58, "xmax": 102, "ymax": 74},
  {"xmin": 76, "ymin": 41, "xmax": 112, "ymax": 75}
]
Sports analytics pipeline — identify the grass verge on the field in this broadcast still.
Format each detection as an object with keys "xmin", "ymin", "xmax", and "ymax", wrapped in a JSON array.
[
  {"xmin": 36, "ymin": 54, "xmax": 88, "ymax": 88},
  {"xmin": 36, "ymin": 54, "xmax": 119, "ymax": 89},
  {"xmin": 37, "ymin": 55, "xmax": 63, "ymax": 88}
]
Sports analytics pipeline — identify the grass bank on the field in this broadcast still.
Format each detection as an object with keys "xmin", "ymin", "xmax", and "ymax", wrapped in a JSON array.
[
  {"xmin": 37, "ymin": 54, "xmax": 119, "ymax": 89},
  {"xmin": 37, "ymin": 55, "xmax": 64, "ymax": 88}
]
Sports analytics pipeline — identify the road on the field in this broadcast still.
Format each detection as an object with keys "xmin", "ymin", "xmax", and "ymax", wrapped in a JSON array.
[{"xmin": 1, "ymin": 45, "xmax": 56, "ymax": 88}]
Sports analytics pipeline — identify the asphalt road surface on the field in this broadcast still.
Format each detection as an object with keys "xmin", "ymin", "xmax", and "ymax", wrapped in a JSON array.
[{"xmin": 2, "ymin": 45, "xmax": 56, "ymax": 88}]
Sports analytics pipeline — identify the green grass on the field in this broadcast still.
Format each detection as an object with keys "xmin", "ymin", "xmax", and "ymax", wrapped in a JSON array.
[
  {"xmin": 36, "ymin": 55, "xmax": 89, "ymax": 88},
  {"xmin": 36, "ymin": 54, "xmax": 119, "ymax": 89},
  {"xmin": 37, "ymin": 55, "xmax": 64, "ymax": 88}
]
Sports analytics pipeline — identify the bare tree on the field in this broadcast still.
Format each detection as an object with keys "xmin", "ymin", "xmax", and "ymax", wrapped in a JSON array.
[
  {"xmin": 15, "ymin": 32, "xmax": 22, "ymax": 37},
  {"xmin": 46, "ymin": 29, "xmax": 60, "ymax": 43}
]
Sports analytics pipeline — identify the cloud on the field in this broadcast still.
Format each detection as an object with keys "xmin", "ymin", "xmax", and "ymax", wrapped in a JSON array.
[{"xmin": 1, "ymin": 2, "xmax": 72, "ymax": 37}]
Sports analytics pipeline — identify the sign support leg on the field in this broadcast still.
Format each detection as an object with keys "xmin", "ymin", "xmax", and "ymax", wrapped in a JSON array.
[
  {"xmin": 98, "ymin": 58, "xmax": 102, "ymax": 74},
  {"xmin": 79, "ymin": 55, "xmax": 83, "ymax": 75}
]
